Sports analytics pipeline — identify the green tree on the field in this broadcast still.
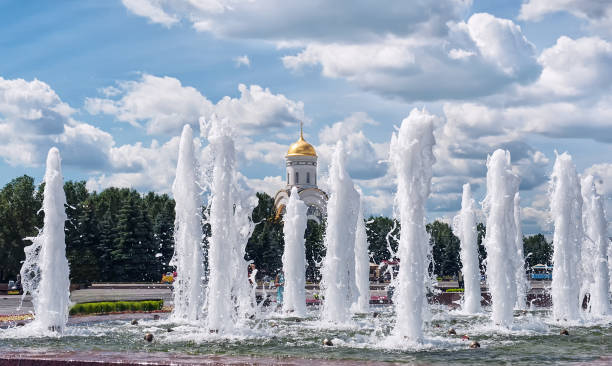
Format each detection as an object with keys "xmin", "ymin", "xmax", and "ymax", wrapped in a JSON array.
[
  {"xmin": 63, "ymin": 181, "xmax": 96, "ymax": 283},
  {"xmin": 476, "ymin": 223, "xmax": 487, "ymax": 273},
  {"xmin": 0, "ymin": 176, "xmax": 41, "ymax": 281},
  {"xmin": 523, "ymin": 234, "xmax": 552, "ymax": 267},
  {"xmin": 365, "ymin": 216, "xmax": 399, "ymax": 263},
  {"xmin": 245, "ymin": 193, "xmax": 284, "ymax": 277},
  {"xmin": 69, "ymin": 197, "xmax": 101, "ymax": 283},
  {"xmin": 153, "ymin": 199, "xmax": 175, "ymax": 277},
  {"xmin": 97, "ymin": 210, "xmax": 118, "ymax": 282},
  {"xmin": 304, "ymin": 219, "xmax": 325, "ymax": 282},
  {"xmin": 427, "ymin": 220, "xmax": 461, "ymax": 277}
]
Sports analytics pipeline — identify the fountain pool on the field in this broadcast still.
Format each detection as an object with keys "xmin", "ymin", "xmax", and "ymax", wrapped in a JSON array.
[{"xmin": 1, "ymin": 307, "xmax": 612, "ymax": 365}]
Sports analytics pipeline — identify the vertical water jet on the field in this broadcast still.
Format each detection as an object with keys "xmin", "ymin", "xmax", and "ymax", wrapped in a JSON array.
[
  {"xmin": 321, "ymin": 141, "xmax": 359, "ymax": 324},
  {"xmin": 483, "ymin": 149, "xmax": 520, "ymax": 327},
  {"xmin": 389, "ymin": 109, "xmax": 436, "ymax": 341},
  {"xmin": 550, "ymin": 152, "xmax": 583, "ymax": 321},
  {"xmin": 170, "ymin": 125, "xmax": 204, "ymax": 322},
  {"xmin": 453, "ymin": 183, "xmax": 481, "ymax": 314},
  {"xmin": 514, "ymin": 193, "xmax": 529, "ymax": 310},
  {"xmin": 20, "ymin": 147, "xmax": 71, "ymax": 333},
  {"xmin": 581, "ymin": 175, "xmax": 610, "ymax": 316},
  {"xmin": 352, "ymin": 191, "xmax": 370, "ymax": 314},
  {"xmin": 282, "ymin": 187, "xmax": 308, "ymax": 317},
  {"xmin": 205, "ymin": 116, "xmax": 239, "ymax": 333}
]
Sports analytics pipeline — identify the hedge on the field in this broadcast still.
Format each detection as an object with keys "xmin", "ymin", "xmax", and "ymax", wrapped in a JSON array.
[
  {"xmin": 69, "ymin": 300, "xmax": 163, "ymax": 315},
  {"xmin": 445, "ymin": 288, "xmax": 464, "ymax": 293}
]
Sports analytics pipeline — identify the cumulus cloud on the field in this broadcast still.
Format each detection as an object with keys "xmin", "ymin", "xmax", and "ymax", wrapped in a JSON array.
[
  {"xmin": 283, "ymin": 13, "xmax": 540, "ymax": 101},
  {"xmin": 244, "ymin": 175, "xmax": 284, "ymax": 197},
  {"xmin": 584, "ymin": 163, "xmax": 612, "ymax": 196},
  {"xmin": 526, "ymin": 36, "xmax": 612, "ymax": 99},
  {"xmin": 0, "ymin": 76, "xmax": 113, "ymax": 169},
  {"xmin": 87, "ymin": 137, "xmax": 181, "ymax": 193},
  {"xmin": 519, "ymin": 0, "xmax": 612, "ymax": 36},
  {"xmin": 316, "ymin": 112, "xmax": 388, "ymax": 180},
  {"xmin": 85, "ymin": 74, "xmax": 214, "ymax": 135},
  {"xmin": 122, "ymin": 0, "xmax": 471, "ymax": 42},
  {"xmin": 86, "ymin": 74, "xmax": 305, "ymax": 137}
]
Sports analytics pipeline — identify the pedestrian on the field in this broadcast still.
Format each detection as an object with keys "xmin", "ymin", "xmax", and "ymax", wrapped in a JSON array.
[{"xmin": 275, "ymin": 271, "xmax": 284, "ymax": 306}]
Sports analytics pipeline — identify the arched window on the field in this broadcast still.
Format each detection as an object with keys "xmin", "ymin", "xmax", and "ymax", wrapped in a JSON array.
[
  {"xmin": 295, "ymin": 172, "xmax": 299, "ymax": 184},
  {"xmin": 306, "ymin": 172, "xmax": 310, "ymax": 184},
  {"xmin": 287, "ymin": 173, "xmax": 290, "ymax": 184}
]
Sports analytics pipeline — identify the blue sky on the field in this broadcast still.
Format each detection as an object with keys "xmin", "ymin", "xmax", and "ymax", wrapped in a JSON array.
[{"xmin": 0, "ymin": 0, "xmax": 611, "ymax": 235}]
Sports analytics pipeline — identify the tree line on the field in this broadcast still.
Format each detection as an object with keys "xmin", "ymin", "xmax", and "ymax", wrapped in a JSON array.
[{"xmin": 0, "ymin": 175, "xmax": 553, "ymax": 283}]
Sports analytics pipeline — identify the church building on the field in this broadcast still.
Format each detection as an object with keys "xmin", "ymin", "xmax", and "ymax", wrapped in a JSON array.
[{"xmin": 274, "ymin": 126, "xmax": 328, "ymax": 222}]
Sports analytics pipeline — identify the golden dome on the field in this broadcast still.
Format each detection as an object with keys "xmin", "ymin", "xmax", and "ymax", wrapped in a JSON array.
[{"xmin": 287, "ymin": 125, "xmax": 317, "ymax": 157}]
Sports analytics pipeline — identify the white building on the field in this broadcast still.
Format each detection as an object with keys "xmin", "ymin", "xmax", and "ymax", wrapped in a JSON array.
[{"xmin": 274, "ymin": 127, "xmax": 327, "ymax": 222}]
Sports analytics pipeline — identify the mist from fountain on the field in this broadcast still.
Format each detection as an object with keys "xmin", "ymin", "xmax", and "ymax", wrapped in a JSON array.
[
  {"xmin": 514, "ymin": 193, "xmax": 529, "ymax": 310},
  {"xmin": 389, "ymin": 109, "xmax": 436, "ymax": 342},
  {"xmin": 580, "ymin": 175, "xmax": 610, "ymax": 316},
  {"xmin": 352, "ymin": 190, "xmax": 370, "ymax": 314},
  {"xmin": 550, "ymin": 152, "xmax": 583, "ymax": 321},
  {"xmin": 321, "ymin": 140, "xmax": 360, "ymax": 324},
  {"xmin": 282, "ymin": 187, "xmax": 308, "ymax": 317},
  {"xmin": 19, "ymin": 147, "xmax": 71, "ymax": 333},
  {"xmin": 453, "ymin": 183, "xmax": 481, "ymax": 314},
  {"xmin": 483, "ymin": 149, "xmax": 520, "ymax": 327},
  {"xmin": 170, "ymin": 125, "xmax": 204, "ymax": 323}
]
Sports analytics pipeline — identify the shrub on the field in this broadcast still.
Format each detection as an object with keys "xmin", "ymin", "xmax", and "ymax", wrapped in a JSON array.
[
  {"xmin": 69, "ymin": 300, "xmax": 163, "ymax": 315},
  {"xmin": 446, "ymin": 288, "xmax": 464, "ymax": 293}
]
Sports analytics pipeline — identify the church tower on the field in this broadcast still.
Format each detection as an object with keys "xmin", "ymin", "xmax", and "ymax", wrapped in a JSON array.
[{"xmin": 274, "ymin": 124, "xmax": 327, "ymax": 222}]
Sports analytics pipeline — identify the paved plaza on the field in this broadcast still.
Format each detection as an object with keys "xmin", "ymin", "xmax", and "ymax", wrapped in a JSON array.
[{"xmin": 0, "ymin": 281, "xmax": 552, "ymax": 316}]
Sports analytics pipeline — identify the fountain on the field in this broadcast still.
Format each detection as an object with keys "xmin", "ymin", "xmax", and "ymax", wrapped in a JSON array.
[
  {"xmin": 170, "ymin": 125, "xmax": 205, "ymax": 322},
  {"xmin": 320, "ymin": 140, "xmax": 360, "ymax": 324},
  {"xmin": 514, "ymin": 193, "xmax": 529, "ymax": 310},
  {"xmin": 2, "ymin": 123, "xmax": 612, "ymax": 366},
  {"xmin": 482, "ymin": 149, "xmax": 519, "ymax": 327},
  {"xmin": 204, "ymin": 115, "xmax": 255, "ymax": 333},
  {"xmin": 453, "ymin": 183, "xmax": 481, "ymax": 314},
  {"xmin": 550, "ymin": 152, "xmax": 583, "ymax": 321},
  {"xmin": 281, "ymin": 187, "xmax": 308, "ymax": 316},
  {"xmin": 352, "ymin": 190, "xmax": 370, "ymax": 314},
  {"xmin": 229, "ymin": 183, "xmax": 258, "ymax": 323},
  {"xmin": 388, "ymin": 109, "xmax": 436, "ymax": 342},
  {"xmin": 580, "ymin": 174, "xmax": 610, "ymax": 316},
  {"xmin": 19, "ymin": 147, "xmax": 71, "ymax": 333}
]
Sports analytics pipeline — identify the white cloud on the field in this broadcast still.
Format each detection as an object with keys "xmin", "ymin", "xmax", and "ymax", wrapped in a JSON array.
[
  {"xmin": 0, "ymin": 76, "xmax": 113, "ymax": 169},
  {"xmin": 244, "ymin": 175, "xmax": 284, "ymax": 197},
  {"xmin": 87, "ymin": 75, "xmax": 305, "ymax": 137},
  {"xmin": 87, "ymin": 137, "xmax": 181, "ymax": 193},
  {"xmin": 464, "ymin": 13, "xmax": 538, "ymax": 77},
  {"xmin": 234, "ymin": 55, "xmax": 250, "ymax": 68},
  {"xmin": 528, "ymin": 36, "xmax": 612, "ymax": 99},
  {"xmin": 123, "ymin": 0, "xmax": 471, "ymax": 42},
  {"xmin": 282, "ymin": 13, "xmax": 540, "ymax": 101},
  {"xmin": 519, "ymin": 0, "xmax": 612, "ymax": 36},
  {"xmin": 317, "ymin": 112, "xmax": 387, "ymax": 180},
  {"xmin": 214, "ymin": 84, "xmax": 305, "ymax": 134},
  {"xmin": 121, "ymin": 0, "xmax": 179, "ymax": 27},
  {"xmin": 239, "ymin": 139, "xmax": 287, "ymax": 166},
  {"xmin": 85, "ymin": 74, "xmax": 214, "ymax": 135},
  {"xmin": 584, "ymin": 163, "xmax": 612, "ymax": 196},
  {"xmin": 0, "ymin": 77, "xmax": 74, "ymax": 136},
  {"xmin": 283, "ymin": 39, "xmax": 416, "ymax": 78}
]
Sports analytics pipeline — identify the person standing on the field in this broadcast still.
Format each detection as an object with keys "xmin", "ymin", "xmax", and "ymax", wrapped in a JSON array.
[{"xmin": 275, "ymin": 271, "xmax": 285, "ymax": 306}]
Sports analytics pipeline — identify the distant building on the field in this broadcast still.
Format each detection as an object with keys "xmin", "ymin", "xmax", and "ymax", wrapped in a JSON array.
[{"xmin": 274, "ymin": 125, "xmax": 327, "ymax": 222}]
